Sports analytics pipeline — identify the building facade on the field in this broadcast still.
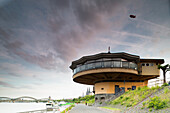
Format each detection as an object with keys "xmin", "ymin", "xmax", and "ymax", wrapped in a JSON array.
[{"xmin": 70, "ymin": 52, "xmax": 164, "ymax": 102}]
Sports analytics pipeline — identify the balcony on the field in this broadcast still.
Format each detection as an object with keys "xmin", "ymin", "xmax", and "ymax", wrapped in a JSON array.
[{"xmin": 73, "ymin": 60, "xmax": 137, "ymax": 75}]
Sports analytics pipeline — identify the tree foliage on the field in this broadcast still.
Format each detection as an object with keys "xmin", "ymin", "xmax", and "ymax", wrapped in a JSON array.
[
  {"xmin": 57, "ymin": 95, "xmax": 95, "ymax": 103},
  {"xmin": 158, "ymin": 64, "xmax": 169, "ymax": 84}
]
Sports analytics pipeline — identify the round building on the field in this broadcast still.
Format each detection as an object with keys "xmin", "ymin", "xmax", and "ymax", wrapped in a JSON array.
[{"xmin": 70, "ymin": 52, "xmax": 164, "ymax": 103}]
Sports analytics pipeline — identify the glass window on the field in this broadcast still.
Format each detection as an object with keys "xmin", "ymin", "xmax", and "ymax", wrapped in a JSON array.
[
  {"xmin": 114, "ymin": 61, "xmax": 121, "ymax": 67},
  {"xmin": 81, "ymin": 65, "xmax": 86, "ymax": 71},
  {"xmin": 142, "ymin": 63, "xmax": 145, "ymax": 66},
  {"xmin": 87, "ymin": 63, "xmax": 94, "ymax": 69},
  {"xmin": 146, "ymin": 63, "xmax": 149, "ymax": 66},
  {"xmin": 95, "ymin": 62, "xmax": 102, "ymax": 68},
  {"xmin": 150, "ymin": 63, "xmax": 154, "ymax": 66},
  {"xmin": 122, "ymin": 62, "xmax": 129, "ymax": 68},
  {"xmin": 104, "ymin": 61, "xmax": 111, "ymax": 67},
  {"xmin": 76, "ymin": 67, "xmax": 80, "ymax": 72},
  {"xmin": 129, "ymin": 62, "xmax": 137, "ymax": 69},
  {"xmin": 73, "ymin": 69, "xmax": 76, "ymax": 74}
]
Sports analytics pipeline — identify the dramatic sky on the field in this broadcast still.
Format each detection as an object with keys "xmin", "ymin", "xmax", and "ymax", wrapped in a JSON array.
[{"xmin": 0, "ymin": 0, "xmax": 170, "ymax": 99}]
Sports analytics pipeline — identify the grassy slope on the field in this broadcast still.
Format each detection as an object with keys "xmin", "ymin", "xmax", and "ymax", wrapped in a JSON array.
[
  {"xmin": 105, "ymin": 86, "xmax": 170, "ymax": 111},
  {"xmin": 100, "ymin": 106, "xmax": 121, "ymax": 111}
]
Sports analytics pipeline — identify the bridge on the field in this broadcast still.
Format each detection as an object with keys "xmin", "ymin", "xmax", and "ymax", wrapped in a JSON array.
[{"xmin": 0, "ymin": 96, "xmax": 52, "ymax": 103}]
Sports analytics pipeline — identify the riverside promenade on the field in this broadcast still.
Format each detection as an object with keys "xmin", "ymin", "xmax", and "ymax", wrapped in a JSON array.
[{"xmin": 70, "ymin": 104, "xmax": 119, "ymax": 113}]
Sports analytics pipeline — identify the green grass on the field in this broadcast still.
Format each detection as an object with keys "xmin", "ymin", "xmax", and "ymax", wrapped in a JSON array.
[
  {"xmin": 60, "ymin": 104, "xmax": 75, "ymax": 113},
  {"xmin": 86, "ymin": 98, "xmax": 95, "ymax": 106},
  {"xmin": 109, "ymin": 86, "xmax": 162, "ymax": 107},
  {"xmin": 100, "ymin": 106, "xmax": 121, "ymax": 111},
  {"xmin": 142, "ymin": 86, "xmax": 170, "ymax": 110}
]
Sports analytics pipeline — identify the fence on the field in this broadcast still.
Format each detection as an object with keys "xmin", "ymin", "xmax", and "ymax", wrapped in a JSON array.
[{"xmin": 148, "ymin": 78, "xmax": 170, "ymax": 87}]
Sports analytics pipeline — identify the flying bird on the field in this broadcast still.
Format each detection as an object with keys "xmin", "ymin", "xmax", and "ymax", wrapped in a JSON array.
[{"xmin": 130, "ymin": 15, "xmax": 136, "ymax": 18}]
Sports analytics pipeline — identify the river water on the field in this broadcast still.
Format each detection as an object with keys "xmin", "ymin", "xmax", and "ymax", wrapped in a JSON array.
[{"xmin": 0, "ymin": 103, "xmax": 61, "ymax": 113}]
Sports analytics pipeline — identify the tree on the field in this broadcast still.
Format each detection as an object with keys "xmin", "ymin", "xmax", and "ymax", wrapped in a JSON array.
[{"xmin": 158, "ymin": 64, "xmax": 169, "ymax": 84}]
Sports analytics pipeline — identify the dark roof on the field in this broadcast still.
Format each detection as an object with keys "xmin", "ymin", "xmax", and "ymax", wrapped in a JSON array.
[
  {"xmin": 140, "ymin": 59, "xmax": 164, "ymax": 64},
  {"xmin": 70, "ymin": 52, "xmax": 140, "ymax": 70}
]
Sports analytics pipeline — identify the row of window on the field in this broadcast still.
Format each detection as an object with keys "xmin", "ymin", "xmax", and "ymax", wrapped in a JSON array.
[
  {"xmin": 100, "ymin": 87, "xmax": 136, "ymax": 90},
  {"xmin": 141, "ymin": 63, "xmax": 154, "ymax": 66},
  {"xmin": 73, "ymin": 61, "xmax": 137, "ymax": 74}
]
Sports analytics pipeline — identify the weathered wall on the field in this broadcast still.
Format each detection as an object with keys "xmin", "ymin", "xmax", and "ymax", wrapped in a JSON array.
[
  {"xmin": 141, "ymin": 63, "xmax": 160, "ymax": 75},
  {"xmin": 94, "ymin": 81, "xmax": 148, "ymax": 94}
]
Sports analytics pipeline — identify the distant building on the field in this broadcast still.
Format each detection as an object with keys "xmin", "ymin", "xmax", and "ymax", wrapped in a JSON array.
[
  {"xmin": 86, "ymin": 87, "xmax": 91, "ymax": 95},
  {"xmin": 82, "ymin": 92, "xmax": 85, "ymax": 97},
  {"xmin": 70, "ymin": 52, "xmax": 164, "ymax": 103}
]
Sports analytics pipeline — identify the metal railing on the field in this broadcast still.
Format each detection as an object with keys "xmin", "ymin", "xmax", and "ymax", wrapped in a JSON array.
[{"xmin": 73, "ymin": 61, "xmax": 137, "ymax": 74}]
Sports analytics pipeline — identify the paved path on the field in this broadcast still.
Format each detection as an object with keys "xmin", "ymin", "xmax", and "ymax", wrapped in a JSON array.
[{"xmin": 70, "ymin": 104, "xmax": 112, "ymax": 113}]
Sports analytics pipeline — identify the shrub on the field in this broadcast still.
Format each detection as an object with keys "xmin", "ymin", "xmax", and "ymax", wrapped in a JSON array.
[
  {"xmin": 147, "ymin": 96, "xmax": 167, "ymax": 110},
  {"xmin": 124, "ymin": 97, "xmax": 130, "ymax": 101},
  {"xmin": 149, "ymin": 108, "xmax": 152, "ymax": 112},
  {"xmin": 164, "ymin": 87, "xmax": 169, "ymax": 94},
  {"xmin": 141, "ymin": 95, "xmax": 146, "ymax": 99},
  {"xmin": 137, "ymin": 87, "xmax": 141, "ymax": 90},
  {"xmin": 126, "ymin": 104, "xmax": 132, "ymax": 107},
  {"xmin": 120, "ymin": 96, "xmax": 123, "ymax": 99},
  {"xmin": 142, "ymin": 102, "xmax": 146, "ymax": 106},
  {"xmin": 100, "ymin": 102, "xmax": 102, "ymax": 104},
  {"xmin": 162, "ymin": 83, "xmax": 168, "ymax": 87}
]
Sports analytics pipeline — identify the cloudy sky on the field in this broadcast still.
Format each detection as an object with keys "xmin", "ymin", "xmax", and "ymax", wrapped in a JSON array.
[{"xmin": 0, "ymin": 0, "xmax": 170, "ymax": 99}]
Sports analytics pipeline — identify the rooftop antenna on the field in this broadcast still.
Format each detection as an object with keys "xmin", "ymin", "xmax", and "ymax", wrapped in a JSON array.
[{"xmin": 108, "ymin": 46, "xmax": 111, "ymax": 53}]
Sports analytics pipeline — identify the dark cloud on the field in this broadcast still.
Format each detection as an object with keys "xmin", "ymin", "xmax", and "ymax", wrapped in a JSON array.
[
  {"xmin": 0, "ymin": 0, "xmax": 169, "ymax": 71},
  {"xmin": 0, "ymin": 0, "xmax": 121, "ymax": 70}
]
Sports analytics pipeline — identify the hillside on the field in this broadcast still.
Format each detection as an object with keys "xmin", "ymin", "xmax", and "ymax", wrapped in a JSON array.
[{"xmin": 104, "ymin": 85, "xmax": 170, "ymax": 113}]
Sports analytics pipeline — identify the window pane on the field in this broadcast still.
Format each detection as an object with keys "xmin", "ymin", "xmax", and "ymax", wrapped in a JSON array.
[
  {"xmin": 87, "ymin": 63, "xmax": 93, "ymax": 69},
  {"xmin": 95, "ymin": 62, "xmax": 102, "ymax": 68},
  {"xmin": 122, "ymin": 62, "xmax": 129, "ymax": 68},
  {"xmin": 114, "ymin": 61, "xmax": 121, "ymax": 67},
  {"xmin": 81, "ymin": 65, "xmax": 86, "ymax": 71},
  {"xmin": 104, "ymin": 61, "xmax": 111, "ymax": 67}
]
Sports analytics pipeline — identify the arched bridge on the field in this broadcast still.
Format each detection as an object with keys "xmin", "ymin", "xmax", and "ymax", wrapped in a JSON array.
[
  {"xmin": 0, "ymin": 97, "xmax": 12, "ymax": 100},
  {"xmin": 14, "ymin": 96, "xmax": 38, "ymax": 101},
  {"xmin": 0, "ymin": 96, "xmax": 52, "ymax": 102}
]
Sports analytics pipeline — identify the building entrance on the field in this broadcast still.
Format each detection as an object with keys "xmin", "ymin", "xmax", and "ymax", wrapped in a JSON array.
[
  {"xmin": 132, "ymin": 86, "xmax": 136, "ymax": 90},
  {"xmin": 115, "ymin": 85, "xmax": 119, "ymax": 94}
]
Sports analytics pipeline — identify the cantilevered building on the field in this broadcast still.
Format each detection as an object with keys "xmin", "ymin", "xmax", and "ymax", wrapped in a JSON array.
[{"xmin": 70, "ymin": 52, "xmax": 164, "ymax": 102}]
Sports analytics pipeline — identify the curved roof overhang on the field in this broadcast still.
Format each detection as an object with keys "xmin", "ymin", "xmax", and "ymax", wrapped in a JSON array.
[{"xmin": 70, "ymin": 52, "xmax": 140, "ymax": 70}]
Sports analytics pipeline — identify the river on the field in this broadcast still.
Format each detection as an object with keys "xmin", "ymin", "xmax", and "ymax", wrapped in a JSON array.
[{"xmin": 0, "ymin": 103, "xmax": 61, "ymax": 113}]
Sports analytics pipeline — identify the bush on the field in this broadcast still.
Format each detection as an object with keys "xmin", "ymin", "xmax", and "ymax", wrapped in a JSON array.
[
  {"xmin": 126, "ymin": 104, "xmax": 132, "ymax": 107},
  {"xmin": 142, "ymin": 102, "xmax": 146, "ymax": 106},
  {"xmin": 149, "ymin": 108, "xmax": 152, "ymax": 112},
  {"xmin": 147, "ymin": 96, "xmax": 167, "ymax": 110},
  {"xmin": 164, "ymin": 87, "xmax": 169, "ymax": 94},
  {"xmin": 120, "ymin": 96, "xmax": 123, "ymax": 99},
  {"xmin": 141, "ymin": 95, "xmax": 146, "ymax": 99},
  {"xmin": 162, "ymin": 83, "xmax": 169, "ymax": 87},
  {"xmin": 124, "ymin": 97, "xmax": 129, "ymax": 101},
  {"xmin": 137, "ymin": 87, "xmax": 141, "ymax": 90}
]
